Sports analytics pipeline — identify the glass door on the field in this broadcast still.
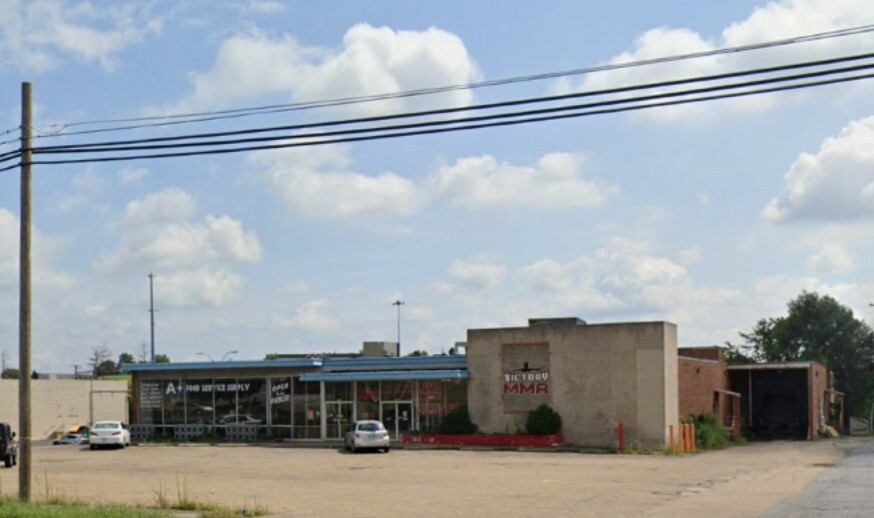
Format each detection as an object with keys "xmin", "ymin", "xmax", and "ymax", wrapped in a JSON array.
[
  {"xmin": 325, "ymin": 402, "xmax": 352, "ymax": 439},
  {"xmin": 381, "ymin": 402, "xmax": 413, "ymax": 439}
]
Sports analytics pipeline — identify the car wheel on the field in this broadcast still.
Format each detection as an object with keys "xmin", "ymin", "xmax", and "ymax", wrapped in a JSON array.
[
  {"xmin": 89, "ymin": 444, "xmax": 96, "ymax": 450},
  {"xmin": 383, "ymin": 447, "xmax": 390, "ymax": 453}
]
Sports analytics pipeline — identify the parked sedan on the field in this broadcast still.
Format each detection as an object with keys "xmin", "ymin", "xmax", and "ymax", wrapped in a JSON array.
[
  {"xmin": 344, "ymin": 420, "xmax": 390, "ymax": 453},
  {"xmin": 52, "ymin": 433, "xmax": 88, "ymax": 445},
  {"xmin": 89, "ymin": 421, "xmax": 131, "ymax": 450}
]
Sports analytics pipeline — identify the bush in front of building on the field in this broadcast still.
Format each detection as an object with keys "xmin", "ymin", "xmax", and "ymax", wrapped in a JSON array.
[
  {"xmin": 436, "ymin": 405, "xmax": 479, "ymax": 434},
  {"xmin": 688, "ymin": 413, "xmax": 730, "ymax": 450},
  {"xmin": 525, "ymin": 404, "xmax": 562, "ymax": 435}
]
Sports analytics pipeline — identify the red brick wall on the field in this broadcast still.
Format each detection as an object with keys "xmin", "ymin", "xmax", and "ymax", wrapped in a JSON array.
[{"xmin": 678, "ymin": 357, "xmax": 728, "ymax": 418}]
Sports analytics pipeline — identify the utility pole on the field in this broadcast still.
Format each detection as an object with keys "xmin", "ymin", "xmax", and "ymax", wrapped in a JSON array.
[
  {"xmin": 19, "ymin": 81, "xmax": 33, "ymax": 501},
  {"xmin": 148, "ymin": 273, "xmax": 156, "ymax": 363},
  {"xmin": 392, "ymin": 300, "xmax": 405, "ymax": 357}
]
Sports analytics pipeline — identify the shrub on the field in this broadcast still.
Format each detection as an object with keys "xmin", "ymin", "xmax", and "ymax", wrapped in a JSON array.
[
  {"xmin": 436, "ymin": 405, "xmax": 478, "ymax": 435},
  {"xmin": 690, "ymin": 413, "xmax": 730, "ymax": 450},
  {"xmin": 525, "ymin": 404, "xmax": 562, "ymax": 435}
]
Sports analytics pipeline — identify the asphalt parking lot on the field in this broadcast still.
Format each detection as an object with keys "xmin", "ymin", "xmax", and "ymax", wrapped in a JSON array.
[{"xmin": 0, "ymin": 438, "xmax": 865, "ymax": 517}]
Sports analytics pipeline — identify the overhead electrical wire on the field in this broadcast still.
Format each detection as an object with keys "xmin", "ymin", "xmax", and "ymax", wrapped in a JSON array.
[
  {"xmin": 26, "ymin": 69, "xmax": 874, "ymax": 167},
  {"xmin": 33, "ymin": 52, "xmax": 874, "ymax": 155},
  {"xmin": 31, "ymin": 22, "xmax": 874, "ymax": 139}
]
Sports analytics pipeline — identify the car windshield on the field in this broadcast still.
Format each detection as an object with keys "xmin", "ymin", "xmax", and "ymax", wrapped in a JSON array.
[
  {"xmin": 358, "ymin": 422, "xmax": 381, "ymax": 432},
  {"xmin": 93, "ymin": 422, "xmax": 119, "ymax": 429}
]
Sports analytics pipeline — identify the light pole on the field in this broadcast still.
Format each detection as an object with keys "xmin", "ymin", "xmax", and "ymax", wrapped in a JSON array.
[
  {"xmin": 195, "ymin": 352, "xmax": 215, "ymax": 362},
  {"xmin": 392, "ymin": 300, "xmax": 405, "ymax": 356},
  {"xmin": 221, "ymin": 350, "xmax": 239, "ymax": 362}
]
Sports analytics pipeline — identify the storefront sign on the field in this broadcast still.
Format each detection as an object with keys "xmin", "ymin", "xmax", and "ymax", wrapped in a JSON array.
[{"xmin": 501, "ymin": 343, "xmax": 551, "ymax": 412}]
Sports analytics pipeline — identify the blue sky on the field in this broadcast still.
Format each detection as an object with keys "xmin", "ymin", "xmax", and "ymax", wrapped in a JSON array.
[{"xmin": 1, "ymin": 0, "xmax": 874, "ymax": 372}]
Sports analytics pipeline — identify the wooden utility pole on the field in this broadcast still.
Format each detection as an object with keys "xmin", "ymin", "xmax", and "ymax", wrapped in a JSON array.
[
  {"xmin": 149, "ymin": 273, "xmax": 156, "ymax": 363},
  {"xmin": 19, "ymin": 81, "xmax": 33, "ymax": 501}
]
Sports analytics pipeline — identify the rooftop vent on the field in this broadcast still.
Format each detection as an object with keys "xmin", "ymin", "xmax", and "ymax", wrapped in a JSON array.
[{"xmin": 528, "ymin": 317, "xmax": 587, "ymax": 327}]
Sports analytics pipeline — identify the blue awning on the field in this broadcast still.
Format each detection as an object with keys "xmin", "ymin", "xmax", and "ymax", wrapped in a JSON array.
[{"xmin": 299, "ymin": 369, "xmax": 468, "ymax": 382}]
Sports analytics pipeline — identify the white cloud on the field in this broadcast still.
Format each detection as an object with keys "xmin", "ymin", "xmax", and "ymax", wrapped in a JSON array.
[
  {"xmin": 432, "ymin": 153, "xmax": 615, "ymax": 209},
  {"xmin": 72, "ymin": 169, "xmax": 102, "ymax": 191},
  {"xmin": 566, "ymin": 0, "xmax": 874, "ymax": 123},
  {"xmin": 95, "ymin": 189, "xmax": 263, "ymax": 307},
  {"xmin": 119, "ymin": 167, "xmax": 149, "ymax": 184},
  {"xmin": 256, "ymin": 149, "xmax": 613, "ymax": 221},
  {"xmin": 159, "ymin": 268, "xmax": 245, "ymax": 307},
  {"xmin": 678, "ymin": 246, "xmax": 702, "ymax": 265},
  {"xmin": 807, "ymin": 244, "xmax": 856, "ymax": 274},
  {"xmin": 764, "ymin": 116, "xmax": 874, "ymax": 221},
  {"xmin": 274, "ymin": 299, "xmax": 339, "ymax": 331},
  {"xmin": 0, "ymin": 0, "xmax": 163, "ymax": 72},
  {"xmin": 242, "ymin": 1, "xmax": 286, "ymax": 15},
  {"xmin": 257, "ymin": 146, "xmax": 425, "ymax": 219},
  {"xmin": 160, "ymin": 23, "xmax": 480, "ymax": 115},
  {"xmin": 445, "ymin": 258, "xmax": 507, "ymax": 292},
  {"xmin": 116, "ymin": 187, "xmax": 197, "ymax": 230}
]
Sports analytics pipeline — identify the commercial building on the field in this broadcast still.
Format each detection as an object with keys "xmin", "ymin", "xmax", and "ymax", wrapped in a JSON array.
[{"xmin": 121, "ymin": 316, "xmax": 841, "ymax": 447}]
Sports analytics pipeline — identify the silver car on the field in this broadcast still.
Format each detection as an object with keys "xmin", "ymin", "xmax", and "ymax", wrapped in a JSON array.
[{"xmin": 344, "ymin": 420, "xmax": 390, "ymax": 453}]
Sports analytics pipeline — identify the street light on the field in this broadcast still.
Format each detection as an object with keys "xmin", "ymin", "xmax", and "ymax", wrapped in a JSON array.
[
  {"xmin": 195, "ymin": 352, "xmax": 215, "ymax": 362},
  {"xmin": 392, "ymin": 300, "xmax": 405, "ymax": 356},
  {"xmin": 221, "ymin": 350, "xmax": 239, "ymax": 362}
]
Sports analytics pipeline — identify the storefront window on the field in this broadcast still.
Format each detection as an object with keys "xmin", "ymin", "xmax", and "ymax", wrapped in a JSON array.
[
  {"xmin": 417, "ymin": 381, "xmax": 443, "ymax": 433},
  {"xmin": 162, "ymin": 379, "xmax": 185, "ymax": 425},
  {"xmin": 381, "ymin": 380, "xmax": 412, "ymax": 401},
  {"xmin": 236, "ymin": 378, "xmax": 266, "ymax": 425},
  {"xmin": 138, "ymin": 380, "xmax": 163, "ymax": 425},
  {"xmin": 270, "ymin": 377, "xmax": 292, "ymax": 428},
  {"xmin": 356, "ymin": 381, "xmax": 380, "ymax": 421},
  {"xmin": 293, "ymin": 379, "xmax": 321, "ymax": 439},
  {"xmin": 213, "ymin": 380, "xmax": 237, "ymax": 425},
  {"xmin": 184, "ymin": 379, "xmax": 215, "ymax": 425}
]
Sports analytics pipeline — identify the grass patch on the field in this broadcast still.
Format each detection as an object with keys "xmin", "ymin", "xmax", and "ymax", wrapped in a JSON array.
[
  {"xmin": 0, "ymin": 498, "xmax": 170, "ymax": 517},
  {"xmin": 152, "ymin": 475, "xmax": 269, "ymax": 517}
]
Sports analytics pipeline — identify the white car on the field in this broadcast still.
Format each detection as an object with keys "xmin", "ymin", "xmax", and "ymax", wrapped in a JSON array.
[
  {"xmin": 344, "ymin": 420, "xmax": 390, "ymax": 453},
  {"xmin": 89, "ymin": 421, "xmax": 131, "ymax": 450}
]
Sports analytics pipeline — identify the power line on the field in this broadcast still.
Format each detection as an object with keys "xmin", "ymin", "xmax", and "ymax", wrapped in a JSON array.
[
  {"xmin": 31, "ymin": 23, "xmax": 874, "ymax": 138},
  {"xmin": 34, "ymin": 52, "xmax": 874, "ymax": 154},
  {"xmin": 25, "ymin": 70, "xmax": 874, "ymax": 167}
]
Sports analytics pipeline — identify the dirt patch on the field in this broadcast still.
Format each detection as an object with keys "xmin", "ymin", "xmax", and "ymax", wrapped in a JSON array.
[{"xmin": 0, "ymin": 439, "xmax": 857, "ymax": 517}]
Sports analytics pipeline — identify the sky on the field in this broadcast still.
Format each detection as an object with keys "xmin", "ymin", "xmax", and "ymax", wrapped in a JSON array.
[{"xmin": 1, "ymin": 0, "xmax": 874, "ymax": 373}]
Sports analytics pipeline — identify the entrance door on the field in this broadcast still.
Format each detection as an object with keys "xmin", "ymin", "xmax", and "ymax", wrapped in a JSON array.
[
  {"xmin": 381, "ymin": 402, "xmax": 413, "ymax": 439},
  {"xmin": 326, "ymin": 402, "xmax": 352, "ymax": 439}
]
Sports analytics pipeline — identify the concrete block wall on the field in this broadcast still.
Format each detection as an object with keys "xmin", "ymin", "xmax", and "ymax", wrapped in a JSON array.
[
  {"xmin": 467, "ymin": 320, "xmax": 678, "ymax": 450},
  {"xmin": 0, "ymin": 379, "xmax": 128, "ymax": 439}
]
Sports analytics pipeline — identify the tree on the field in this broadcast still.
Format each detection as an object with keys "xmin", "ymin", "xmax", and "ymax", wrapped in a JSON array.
[
  {"xmin": 1, "ymin": 368, "xmax": 19, "ymax": 379},
  {"xmin": 138, "ymin": 341, "xmax": 149, "ymax": 363},
  {"xmin": 89, "ymin": 344, "xmax": 113, "ymax": 376},
  {"xmin": 118, "ymin": 352, "xmax": 135, "ymax": 366},
  {"xmin": 94, "ymin": 360, "xmax": 119, "ymax": 377},
  {"xmin": 405, "ymin": 350, "xmax": 429, "ymax": 357},
  {"xmin": 154, "ymin": 354, "xmax": 171, "ymax": 364},
  {"xmin": 31, "ymin": 370, "xmax": 39, "ymax": 379},
  {"xmin": 733, "ymin": 291, "xmax": 874, "ymax": 417},
  {"xmin": 263, "ymin": 353, "xmax": 280, "ymax": 360}
]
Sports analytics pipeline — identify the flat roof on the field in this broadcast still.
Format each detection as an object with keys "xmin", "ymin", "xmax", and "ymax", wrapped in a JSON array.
[
  {"xmin": 727, "ymin": 361, "xmax": 820, "ymax": 371},
  {"xmin": 120, "ymin": 358, "xmax": 323, "ymax": 373}
]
